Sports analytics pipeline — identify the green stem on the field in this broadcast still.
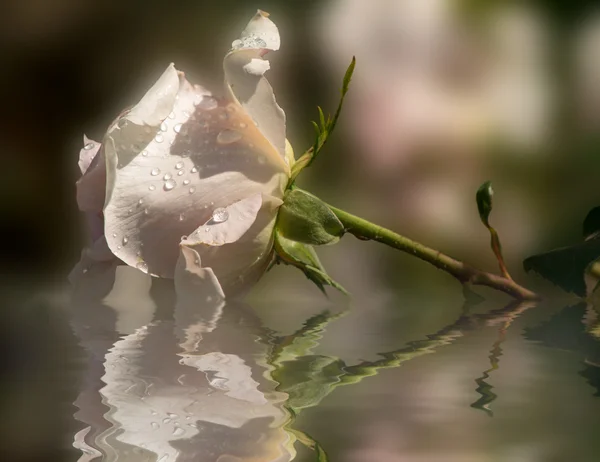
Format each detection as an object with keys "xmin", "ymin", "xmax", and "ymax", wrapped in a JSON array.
[{"xmin": 327, "ymin": 204, "xmax": 539, "ymax": 301}]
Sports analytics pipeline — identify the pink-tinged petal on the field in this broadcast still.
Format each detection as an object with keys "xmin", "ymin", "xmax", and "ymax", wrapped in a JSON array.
[
  {"xmin": 180, "ymin": 194, "xmax": 263, "ymax": 248},
  {"xmin": 224, "ymin": 10, "xmax": 287, "ymax": 164},
  {"xmin": 103, "ymin": 70, "xmax": 288, "ymax": 279},
  {"xmin": 180, "ymin": 194, "xmax": 282, "ymax": 296},
  {"xmin": 78, "ymin": 135, "xmax": 101, "ymax": 175},
  {"xmin": 76, "ymin": 141, "xmax": 106, "ymax": 213},
  {"xmin": 126, "ymin": 63, "xmax": 180, "ymax": 126}
]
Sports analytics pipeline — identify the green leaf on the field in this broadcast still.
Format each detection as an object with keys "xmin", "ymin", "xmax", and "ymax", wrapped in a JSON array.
[
  {"xmin": 523, "ymin": 205, "xmax": 600, "ymax": 296},
  {"xmin": 476, "ymin": 180, "xmax": 493, "ymax": 228},
  {"xmin": 274, "ymin": 230, "xmax": 348, "ymax": 295},
  {"xmin": 277, "ymin": 189, "xmax": 345, "ymax": 246},
  {"xmin": 289, "ymin": 56, "xmax": 356, "ymax": 183}
]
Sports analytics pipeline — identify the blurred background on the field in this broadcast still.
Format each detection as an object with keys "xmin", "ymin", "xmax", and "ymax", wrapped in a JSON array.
[{"xmin": 1, "ymin": 0, "xmax": 600, "ymax": 461}]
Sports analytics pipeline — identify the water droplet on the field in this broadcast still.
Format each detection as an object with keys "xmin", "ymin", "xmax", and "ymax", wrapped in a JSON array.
[
  {"xmin": 151, "ymin": 422, "xmax": 159, "ymax": 430},
  {"xmin": 183, "ymin": 179, "xmax": 190, "ymax": 185},
  {"xmin": 189, "ymin": 187, "xmax": 196, "ymax": 194},
  {"xmin": 151, "ymin": 168, "xmax": 160, "ymax": 176},
  {"xmin": 191, "ymin": 166, "xmax": 198, "ymax": 173},
  {"xmin": 144, "ymin": 208, "xmax": 149, "ymax": 215},
  {"xmin": 177, "ymin": 170, "xmax": 184, "ymax": 176},
  {"xmin": 168, "ymin": 111, "xmax": 176, "ymax": 119},
  {"xmin": 174, "ymin": 123, "xmax": 182, "ymax": 133},
  {"xmin": 196, "ymin": 96, "xmax": 218, "ymax": 110},
  {"xmin": 128, "ymin": 208, "xmax": 133, "ymax": 214},
  {"xmin": 163, "ymin": 173, "xmax": 172, "ymax": 180},
  {"xmin": 154, "ymin": 133, "xmax": 164, "ymax": 143},
  {"xmin": 148, "ymin": 185, "xmax": 156, "ymax": 191},
  {"xmin": 205, "ymin": 227, "xmax": 210, "ymax": 232},
  {"xmin": 211, "ymin": 207, "xmax": 229, "ymax": 223},
  {"xmin": 217, "ymin": 129, "xmax": 242, "ymax": 144},
  {"xmin": 163, "ymin": 418, "xmax": 171, "ymax": 424},
  {"xmin": 160, "ymin": 121, "xmax": 168, "ymax": 132},
  {"xmin": 175, "ymin": 161, "xmax": 183, "ymax": 169},
  {"xmin": 138, "ymin": 199, "xmax": 144, "ymax": 205},
  {"xmin": 179, "ymin": 213, "xmax": 185, "ymax": 221},
  {"xmin": 84, "ymin": 142, "xmax": 95, "ymax": 150},
  {"xmin": 122, "ymin": 236, "xmax": 129, "ymax": 245},
  {"xmin": 239, "ymin": 122, "xmax": 247, "ymax": 129},
  {"xmin": 172, "ymin": 427, "xmax": 185, "ymax": 437},
  {"xmin": 117, "ymin": 245, "xmax": 122, "ymax": 250},
  {"xmin": 112, "ymin": 233, "xmax": 117, "ymax": 238},
  {"xmin": 141, "ymin": 150, "xmax": 148, "ymax": 157},
  {"xmin": 164, "ymin": 179, "xmax": 176, "ymax": 191}
]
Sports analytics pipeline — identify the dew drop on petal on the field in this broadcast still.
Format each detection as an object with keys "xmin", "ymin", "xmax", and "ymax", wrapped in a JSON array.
[
  {"xmin": 164, "ymin": 179, "xmax": 176, "ymax": 191},
  {"xmin": 84, "ymin": 142, "xmax": 95, "ymax": 150},
  {"xmin": 191, "ymin": 167, "xmax": 198, "ymax": 173},
  {"xmin": 172, "ymin": 427, "xmax": 185, "ymax": 437},
  {"xmin": 142, "ymin": 150, "xmax": 148, "ymax": 157},
  {"xmin": 217, "ymin": 129, "xmax": 242, "ymax": 145},
  {"xmin": 160, "ymin": 121, "xmax": 168, "ymax": 132},
  {"xmin": 136, "ymin": 261, "xmax": 148, "ymax": 272},
  {"xmin": 122, "ymin": 236, "xmax": 129, "ymax": 245},
  {"xmin": 144, "ymin": 208, "xmax": 149, "ymax": 215},
  {"xmin": 148, "ymin": 185, "xmax": 156, "ymax": 191},
  {"xmin": 205, "ymin": 227, "xmax": 210, "ymax": 232},
  {"xmin": 151, "ymin": 168, "xmax": 160, "ymax": 176},
  {"xmin": 211, "ymin": 207, "xmax": 229, "ymax": 223},
  {"xmin": 138, "ymin": 199, "xmax": 144, "ymax": 205},
  {"xmin": 179, "ymin": 213, "xmax": 184, "ymax": 221},
  {"xmin": 183, "ymin": 179, "xmax": 190, "ymax": 185},
  {"xmin": 196, "ymin": 96, "xmax": 218, "ymax": 110},
  {"xmin": 174, "ymin": 123, "xmax": 182, "ymax": 133},
  {"xmin": 154, "ymin": 133, "xmax": 164, "ymax": 143},
  {"xmin": 177, "ymin": 170, "xmax": 184, "ymax": 176},
  {"xmin": 168, "ymin": 111, "xmax": 176, "ymax": 119},
  {"xmin": 189, "ymin": 187, "xmax": 196, "ymax": 194},
  {"xmin": 175, "ymin": 161, "xmax": 183, "ymax": 169},
  {"xmin": 163, "ymin": 173, "xmax": 172, "ymax": 180},
  {"xmin": 239, "ymin": 122, "xmax": 247, "ymax": 129},
  {"xmin": 151, "ymin": 421, "xmax": 159, "ymax": 430}
]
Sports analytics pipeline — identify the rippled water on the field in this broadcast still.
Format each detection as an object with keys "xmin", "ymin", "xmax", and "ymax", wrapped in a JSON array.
[{"xmin": 3, "ymin": 264, "xmax": 600, "ymax": 461}]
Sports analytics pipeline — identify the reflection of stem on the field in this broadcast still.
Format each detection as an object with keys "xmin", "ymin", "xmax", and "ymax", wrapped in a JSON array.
[
  {"xmin": 327, "ymin": 203, "xmax": 538, "ymax": 301},
  {"xmin": 286, "ymin": 426, "xmax": 330, "ymax": 462},
  {"xmin": 275, "ymin": 301, "xmax": 537, "ymax": 413},
  {"xmin": 470, "ymin": 325, "xmax": 506, "ymax": 416}
]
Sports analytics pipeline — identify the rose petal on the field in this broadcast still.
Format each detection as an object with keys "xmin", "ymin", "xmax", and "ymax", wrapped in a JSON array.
[
  {"xmin": 103, "ymin": 70, "xmax": 288, "ymax": 278},
  {"xmin": 224, "ymin": 10, "xmax": 287, "ymax": 163},
  {"xmin": 76, "ymin": 141, "xmax": 106, "ymax": 213},
  {"xmin": 126, "ymin": 63, "xmax": 180, "ymax": 126},
  {"xmin": 180, "ymin": 194, "xmax": 282, "ymax": 296},
  {"xmin": 78, "ymin": 135, "xmax": 101, "ymax": 175}
]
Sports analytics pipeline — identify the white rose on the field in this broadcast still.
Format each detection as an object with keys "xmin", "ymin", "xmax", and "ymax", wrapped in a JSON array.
[{"xmin": 75, "ymin": 11, "xmax": 291, "ymax": 297}]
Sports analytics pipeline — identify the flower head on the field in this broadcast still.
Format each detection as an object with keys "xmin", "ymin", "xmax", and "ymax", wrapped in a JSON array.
[{"xmin": 75, "ymin": 11, "xmax": 290, "ymax": 297}]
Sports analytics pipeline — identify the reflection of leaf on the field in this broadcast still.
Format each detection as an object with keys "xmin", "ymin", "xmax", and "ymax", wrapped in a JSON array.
[{"xmin": 524, "ymin": 303, "xmax": 600, "ymax": 396}]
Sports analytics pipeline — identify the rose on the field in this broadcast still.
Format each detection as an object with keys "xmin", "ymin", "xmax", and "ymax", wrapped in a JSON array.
[{"xmin": 75, "ymin": 10, "xmax": 292, "ymax": 297}]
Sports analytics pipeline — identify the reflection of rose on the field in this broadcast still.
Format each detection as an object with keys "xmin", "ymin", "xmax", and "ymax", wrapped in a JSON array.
[
  {"xmin": 70, "ymin": 263, "xmax": 295, "ymax": 462},
  {"xmin": 75, "ymin": 11, "xmax": 292, "ymax": 297}
]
